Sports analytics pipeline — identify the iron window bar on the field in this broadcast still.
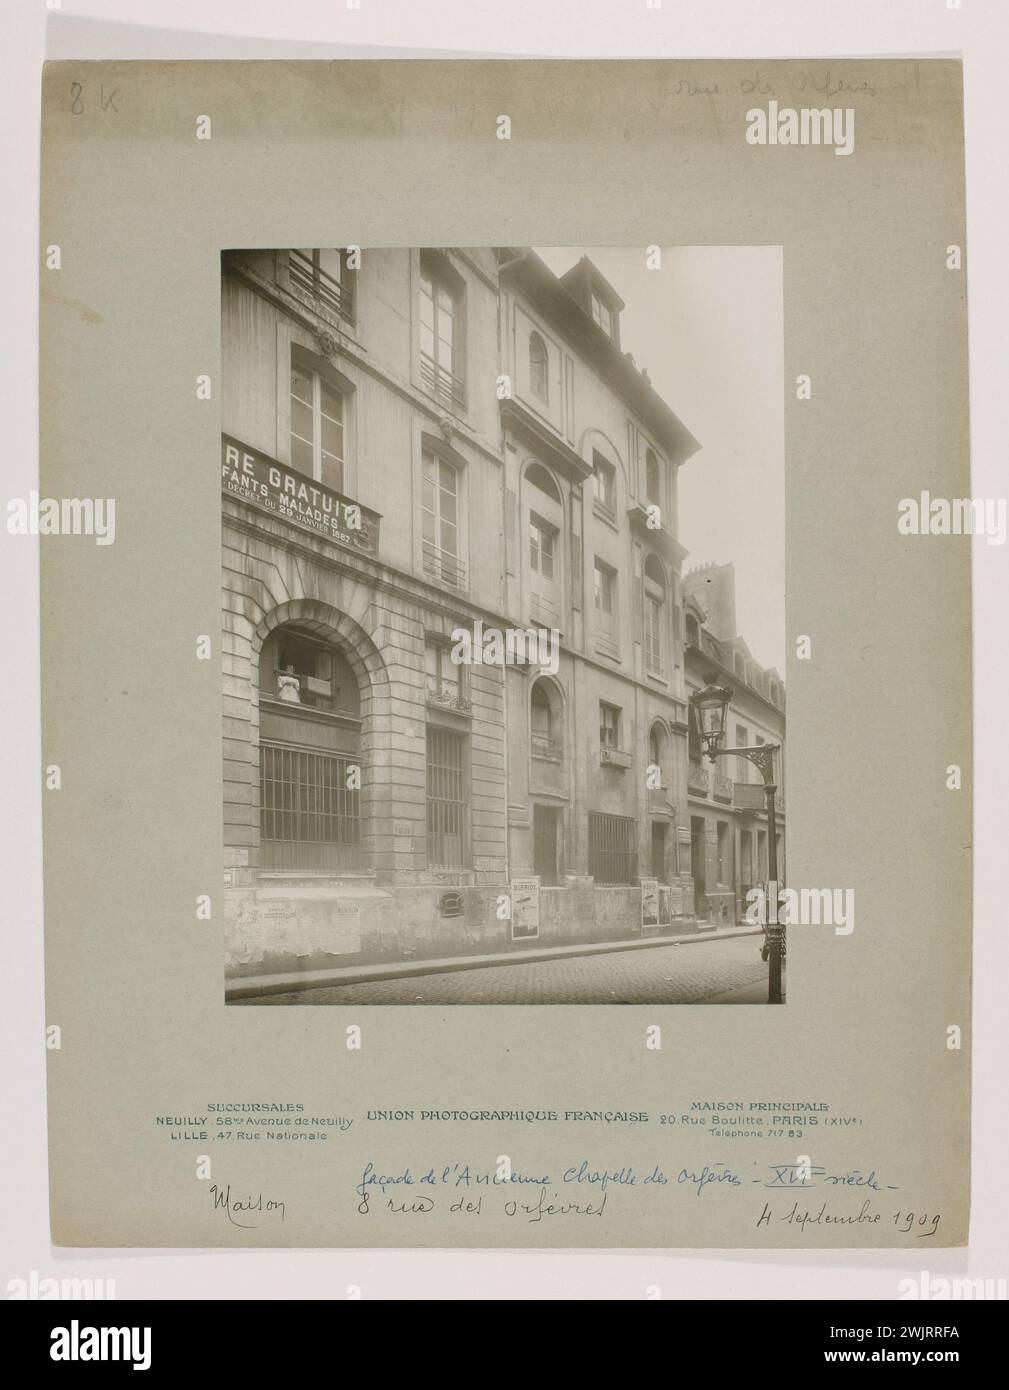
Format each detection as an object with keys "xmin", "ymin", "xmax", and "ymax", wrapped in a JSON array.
[
  {"xmin": 289, "ymin": 250, "xmax": 354, "ymax": 322},
  {"xmin": 420, "ymin": 353, "xmax": 466, "ymax": 411}
]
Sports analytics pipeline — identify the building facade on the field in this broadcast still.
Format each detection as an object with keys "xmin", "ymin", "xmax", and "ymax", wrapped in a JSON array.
[
  {"xmin": 220, "ymin": 246, "xmax": 752, "ymax": 988},
  {"xmin": 683, "ymin": 563, "xmax": 786, "ymax": 924}
]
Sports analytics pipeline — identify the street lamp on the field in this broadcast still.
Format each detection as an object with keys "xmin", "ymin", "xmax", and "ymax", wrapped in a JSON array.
[{"xmin": 689, "ymin": 674, "xmax": 785, "ymax": 1005}]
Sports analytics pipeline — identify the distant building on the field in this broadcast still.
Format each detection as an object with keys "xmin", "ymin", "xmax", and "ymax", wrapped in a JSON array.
[{"xmin": 683, "ymin": 563, "xmax": 786, "ymax": 924}]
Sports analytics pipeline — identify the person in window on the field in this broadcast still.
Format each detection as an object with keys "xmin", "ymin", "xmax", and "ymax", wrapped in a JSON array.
[{"xmin": 277, "ymin": 665, "xmax": 302, "ymax": 703}]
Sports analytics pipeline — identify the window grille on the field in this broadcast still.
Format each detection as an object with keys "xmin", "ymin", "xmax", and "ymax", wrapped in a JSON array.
[
  {"xmin": 426, "ymin": 727, "xmax": 468, "ymax": 867},
  {"xmin": 588, "ymin": 811, "xmax": 637, "ymax": 885},
  {"xmin": 260, "ymin": 744, "xmax": 361, "ymax": 870}
]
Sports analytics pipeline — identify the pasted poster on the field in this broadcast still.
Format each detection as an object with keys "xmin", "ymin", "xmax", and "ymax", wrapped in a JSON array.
[{"xmin": 509, "ymin": 877, "xmax": 541, "ymax": 942}]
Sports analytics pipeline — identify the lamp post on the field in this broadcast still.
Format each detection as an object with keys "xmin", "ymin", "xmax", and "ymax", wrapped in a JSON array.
[{"xmin": 689, "ymin": 674, "xmax": 784, "ymax": 1005}]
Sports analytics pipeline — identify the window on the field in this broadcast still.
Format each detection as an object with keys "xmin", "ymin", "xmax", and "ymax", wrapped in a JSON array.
[
  {"xmin": 593, "ymin": 560, "xmax": 616, "ymax": 634},
  {"xmin": 734, "ymin": 652, "xmax": 745, "ymax": 678},
  {"xmin": 592, "ymin": 452, "xmax": 616, "ymax": 513},
  {"xmin": 529, "ymin": 516, "xmax": 555, "ymax": 579},
  {"xmin": 289, "ymin": 249, "xmax": 354, "ymax": 320},
  {"xmin": 420, "ymin": 256, "xmax": 464, "ymax": 409},
  {"xmin": 651, "ymin": 821, "xmax": 668, "ymax": 882},
  {"xmin": 422, "ymin": 448, "xmax": 465, "ymax": 586},
  {"xmin": 526, "ymin": 464, "xmax": 562, "ymax": 626},
  {"xmin": 645, "ymin": 448, "xmax": 660, "ymax": 507},
  {"xmin": 599, "ymin": 701, "xmax": 621, "ymax": 750},
  {"xmin": 426, "ymin": 726, "xmax": 468, "ymax": 867},
  {"xmin": 260, "ymin": 747, "xmax": 361, "ymax": 871},
  {"xmin": 290, "ymin": 357, "xmax": 345, "ymax": 490},
  {"xmin": 425, "ymin": 641, "xmax": 467, "ymax": 710},
  {"xmin": 588, "ymin": 812, "xmax": 637, "ymax": 884},
  {"xmin": 689, "ymin": 704, "xmax": 702, "ymax": 764},
  {"xmin": 716, "ymin": 821, "xmax": 730, "ymax": 884},
  {"xmin": 529, "ymin": 331, "xmax": 549, "ymax": 403},
  {"xmin": 258, "ymin": 625, "xmax": 362, "ymax": 871},
  {"xmin": 643, "ymin": 554, "xmax": 667, "ymax": 677},
  {"xmin": 262, "ymin": 626, "xmax": 359, "ymax": 716},
  {"xmin": 591, "ymin": 294, "xmax": 613, "ymax": 340},
  {"xmin": 533, "ymin": 805, "xmax": 560, "ymax": 886},
  {"xmin": 531, "ymin": 682, "xmax": 551, "ymax": 737},
  {"xmin": 685, "ymin": 614, "xmax": 700, "ymax": 647},
  {"xmin": 648, "ymin": 721, "xmax": 665, "ymax": 786},
  {"xmin": 526, "ymin": 462, "xmax": 561, "ymax": 503},
  {"xmin": 530, "ymin": 679, "xmax": 560, "ymax": 758}
]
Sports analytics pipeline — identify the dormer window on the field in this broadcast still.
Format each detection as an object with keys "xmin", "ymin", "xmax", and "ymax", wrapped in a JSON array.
[{"xmin": 591, "ymin": 293, "xmax": 614, "ymax": 339}]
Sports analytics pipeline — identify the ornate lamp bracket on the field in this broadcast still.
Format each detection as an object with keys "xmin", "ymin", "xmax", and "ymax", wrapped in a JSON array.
[{"xmin": 709, "ymin": 742, "xmax": 780, "ymax": 785}]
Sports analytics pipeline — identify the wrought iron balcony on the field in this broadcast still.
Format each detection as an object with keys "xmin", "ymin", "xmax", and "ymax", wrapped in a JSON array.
[
  {"xmin": 420, "ymin": 353, "xmax": 466, "ymax": 412},
  {"xmin": 422, "ymin": 541, "xmax": 467, "ymax": 588},
  {"xmin": 426, "ymin": 684, "xmax": 472, "ymax": 714},
  {"xmin": 288, "ymin": 250, "xmax": 354, "ymax": 322}
]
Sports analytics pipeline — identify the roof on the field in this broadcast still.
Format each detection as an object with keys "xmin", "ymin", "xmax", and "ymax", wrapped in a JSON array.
[{"xmin": 498, "ymin": 249, "xmax": 701, "ymax": 465}]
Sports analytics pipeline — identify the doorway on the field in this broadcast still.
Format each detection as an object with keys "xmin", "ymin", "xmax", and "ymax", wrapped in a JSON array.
[
  {"xmin": 690, "ymin": 815, "xmax": 707, "ymax": 914},
  {"xmin": 651, "ymin": 820, "xmax": 668, "ymax": 882},
  {"xmin": 533, "ymin": 804, "xmax": 560, "ymax": 885}
]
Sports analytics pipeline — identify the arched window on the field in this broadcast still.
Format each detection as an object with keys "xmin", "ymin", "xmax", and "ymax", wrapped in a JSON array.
[
  {"xmin": 530, "ymin": 677, "xmax": 562, "ymax": 758},
  {"xmin": 526, "ymin": 461, "xmax": 561, "ymax": 503},
  {"xmin": 259, "ymin": 624, "xmax": 362, "ymax": 870},
  {"xmin": 643, "ymin": 554, "xmax": 667, "ymax": 677},
  {"xmin": 529, "ymin": 331, "xmax": 548, "ymax": 403},
  {"xmin": 685, "ymin": 613, "xmax": 700, "ymax": 647},
  {"xmin": 645, "ymin": 448, "xmax": 660, "ymax": 507}
]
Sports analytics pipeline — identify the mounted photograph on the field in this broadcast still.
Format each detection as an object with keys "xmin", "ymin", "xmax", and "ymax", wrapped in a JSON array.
[{"xmin": 220, "ymin": 245, "xmax": 785, "ymax": 1005}]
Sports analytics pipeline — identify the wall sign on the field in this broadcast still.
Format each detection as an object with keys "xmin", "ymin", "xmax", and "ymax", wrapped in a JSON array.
[{"xmin": 222, "ymin": 435, "xmax": 380, "ymax": 553}]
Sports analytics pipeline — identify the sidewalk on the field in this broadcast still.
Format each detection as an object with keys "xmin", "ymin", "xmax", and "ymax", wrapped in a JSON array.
[{"xmin": 226, "ymin": 923, "xmax": 762, "ymax": 999}]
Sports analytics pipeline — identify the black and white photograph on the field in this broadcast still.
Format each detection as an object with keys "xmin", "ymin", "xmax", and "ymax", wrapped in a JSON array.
[{"xmin": 220, "ymin": 245, "xmax": 786, "ymax": 1005}]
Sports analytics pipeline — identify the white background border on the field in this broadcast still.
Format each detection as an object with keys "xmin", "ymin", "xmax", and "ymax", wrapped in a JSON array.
[{"xmin": 2, "ymin": 0, "xmax": 1004, "ymax": 1300}]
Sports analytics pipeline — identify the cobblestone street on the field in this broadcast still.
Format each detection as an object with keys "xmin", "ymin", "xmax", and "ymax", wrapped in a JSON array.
[{"xmin": 234, "ymin": 932, "xmax": 780, "ymax": 1005}]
